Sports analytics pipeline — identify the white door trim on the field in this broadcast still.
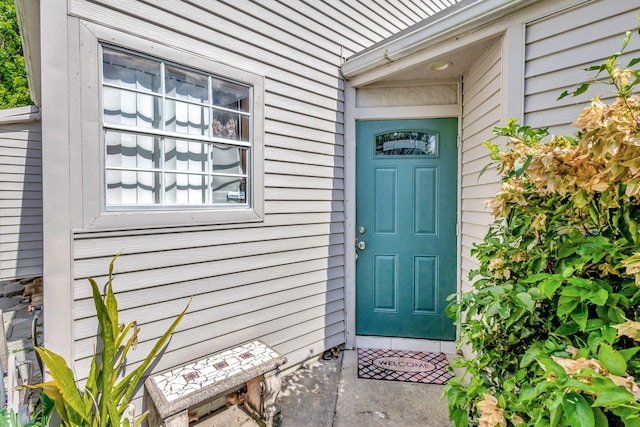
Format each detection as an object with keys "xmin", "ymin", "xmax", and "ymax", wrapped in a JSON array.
[{"xmin": 343, "ymin": 86, "xmax": 461, "ymax": 350}]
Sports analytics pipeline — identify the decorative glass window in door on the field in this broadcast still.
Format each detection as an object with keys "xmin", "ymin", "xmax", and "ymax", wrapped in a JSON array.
[
  {"xmin": 374, "ymin": 130, "xmax": 438, "ymax": 156},
  {"xmin": 102, "ymin": 46, "xmax": 251, "ymax": 208}
]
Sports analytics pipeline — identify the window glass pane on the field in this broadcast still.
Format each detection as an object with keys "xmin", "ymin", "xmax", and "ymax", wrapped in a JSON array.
[
  {"xmin": 164, "ymin": 100, "xmax": 209, "ymax": 136},
  {"xmin": 104, "ymin": 87, "xmax": 162, "ymax": 129},
  {"xmin": 212, "ymin": 176, "xmax": 246, "ymax": 204},
  {"xmin": 212, "ymin": 79, "xmax": 249, "ymax": 112},
  {"xmin": 164, "ymin": 139, "xmax": 208, "ymax": 173},
  {"xmin": 106, "ymin": 170, "xmax": 161, "ymax": 205},
  {"xmin": 375, "ymin": 131, "xmax": 438, "ymax": 156},
  {"xmin": 102, "ymin": 46, "xmax": 256, "ymax": 209},
  {"xmin": 165, "ymin": 65, "xmax": 209, "ymax": 103},
  {"xmin": 103, "ymin": 48, "xmax": 161, "ymax": 93},
  {"xmin": 212, "ymin": 145, "xmax": 246, "ymax": 175},
  {"xmin": 164, "ymin": 173, "xmax": 207, "ymax": 205},
  {"xmin": 212, "ymin": 112, "xmax": 249, "ymax": 142},
  {"xmin": 105, "ymin": 131, "xmax": 161, "ymax": 169}
]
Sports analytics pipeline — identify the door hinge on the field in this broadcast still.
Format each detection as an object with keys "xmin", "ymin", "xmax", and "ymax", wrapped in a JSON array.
[
  {"xmin": 456, "ymin": 223, "xmax": 459, "ymax": 236},
  {"xmin": 456, "ymin": 134, "xmax": 460, "ymax": 148}
]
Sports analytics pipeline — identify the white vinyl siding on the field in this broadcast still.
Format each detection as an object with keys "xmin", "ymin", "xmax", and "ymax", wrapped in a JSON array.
[
  {"xmin": 524, "ymin": 0, "xmax": 640, "ymax": 136},
  {"xmin": 460, "ymin": 41, "xmax": 502, "ymax": 293},
  {"xmin": 0, "ymin": 109, "xmax": 42, "ymax": 280},
  {"xmin": 48, "ymin": 0, "xmax": 456, "ymax": 412}
]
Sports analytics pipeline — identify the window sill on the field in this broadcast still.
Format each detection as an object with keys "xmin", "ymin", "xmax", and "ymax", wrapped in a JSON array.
[{"xmin": 85, "ymin": 207, "xmax": 263, "ymax": 231}]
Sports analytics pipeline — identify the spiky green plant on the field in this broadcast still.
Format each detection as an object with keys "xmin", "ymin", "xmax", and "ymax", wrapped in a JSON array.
[{"xmin": 31, "ymin": 255, "xmax": 189, "ymax": 427}]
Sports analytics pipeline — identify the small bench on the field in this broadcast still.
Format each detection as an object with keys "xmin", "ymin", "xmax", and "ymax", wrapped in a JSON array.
[{"xmin": 144, "ymin": 340, "xmax": 287, "ymax": 427}]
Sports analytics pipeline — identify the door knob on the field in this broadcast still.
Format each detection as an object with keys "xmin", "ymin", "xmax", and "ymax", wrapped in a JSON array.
[{"xmin": 357, "ymin": 241, "xmax": 366, "ymax": 250}]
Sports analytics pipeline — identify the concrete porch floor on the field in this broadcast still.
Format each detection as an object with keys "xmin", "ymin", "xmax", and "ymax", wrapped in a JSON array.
[{"xmin": 278, "ymin": 349, "xmax": 451, "ymax": 427}]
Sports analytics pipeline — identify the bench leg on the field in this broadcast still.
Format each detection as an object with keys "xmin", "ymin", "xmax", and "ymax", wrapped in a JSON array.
[
  {"xmin": 164, "ymin": 410, "xmax": 189, "ymax": 427},
  {"xmin": 262, "ymin": 370, "xmax": 282, "ymax": 427},
  {"xmin": 245, "ymin": 369, "xmax": 283, "ymax": 427}
]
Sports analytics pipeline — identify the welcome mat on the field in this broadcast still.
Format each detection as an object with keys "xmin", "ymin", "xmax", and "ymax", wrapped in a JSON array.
[{"xmin": 357, "ymin": 348, "xmax": 454, "ymax": 384}]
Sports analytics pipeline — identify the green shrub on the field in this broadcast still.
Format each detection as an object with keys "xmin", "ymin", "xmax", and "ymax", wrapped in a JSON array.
[{"xmin": 445, "ymin": 28, "xmax": 640, "ymax": 427}]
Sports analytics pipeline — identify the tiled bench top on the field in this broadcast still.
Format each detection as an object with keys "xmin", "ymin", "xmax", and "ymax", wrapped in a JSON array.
[{"xmin": 145, "ymin": 340, "xmax": 286, "ymax": 419}]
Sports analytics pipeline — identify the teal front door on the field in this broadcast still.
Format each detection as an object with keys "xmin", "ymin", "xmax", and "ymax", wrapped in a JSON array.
[{"xmin": 355, "ymin": 118, "xmax": 458, "ymax": 340}]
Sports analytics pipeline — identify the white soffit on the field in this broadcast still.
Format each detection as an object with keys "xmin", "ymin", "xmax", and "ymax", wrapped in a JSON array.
[
  {"xmin": 14, "ymin": 0, "xmax": 41, "ymax": 107},
  {"xmin": 341, "ymin": 0, "xmax": 537, "ymax": 80}
]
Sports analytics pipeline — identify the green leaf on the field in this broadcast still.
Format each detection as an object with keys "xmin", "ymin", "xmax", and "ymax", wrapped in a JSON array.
[
  {"xmin": 36, "ymin": 382, "xmax": 72, "ymax": 425},
  {"xmin": 618, "ymin": 346, "xmax": 640, "ymax": 361},
  {"xmin": 585, "ymin": 318, "xmax": 605, "ymax": 331},
  {"xmin": 539, "ymin": 277, "xmax": 563, "ymax": 298},
  {"xmin": 592, "ymin": 407, "xmax": 609, "ymax": 427},
  {"xmin": 106, "ymin": 254, "xmax": 121, "ymax": 341},
  {"xmin": 548, "ymin": 393, "xmax": 564, "ymax": 427},
  {"xmin": 602, "ymin": 326, "xmax": 618, "ymax": 344},
  {"xmin": 450, "ymin": 407, "xmax": 468, "ymax": 427},
  {"xmin": 592, "ymin": 386, "xmax": 636, "ymax": 407},
  {"xmin": 522, "ymin": 273, "xmax": 553, "ymax": 283},
  {"xmin": 520, "ymin": 346, "xmax": 542, "ymax": 368},
  {"xmin": 514, "ymin": 292, "xmax": 535, "ymax": 313},
  {"xmin": 33, "ymin": 348, "xmax": 90, "ymax": 424},
  {"xmin": 539, "ymin": 357, "xmax": 567, "ymax": 379},
  {"xmin": 563, "ymin": 392, "xmax": 595, "ymax": 427},
  {"xmin": 557, "ymin": 295, "xmax": 580, "ymax": 317},
  {"xmin": 587, "ymin": 288, "xmax": 608, "ymax": 306},
  {"xmin": 555, "ymin": 321, "xmax": 580, "ymax": 336},
  {"xmin": 573, "ymin": 83, "xmax": 590, "ymax": 97},
  {"xmin": 570, "ymin": 303, "xmax": 588, "ymax": 331},
  {"xmin": 598, "ymin": 344, "xmax": 627, "ymax": 376},
  {"xmin": 515, "ymin": 154, "xmax": 533, "ymax": 177},
  {"xmin": 89, "ymin": 276, "xmax": 117, "ymax": 427},
  {"xmin": 565, "ymin": 378, "xmax": 595, "ymax": 393}
]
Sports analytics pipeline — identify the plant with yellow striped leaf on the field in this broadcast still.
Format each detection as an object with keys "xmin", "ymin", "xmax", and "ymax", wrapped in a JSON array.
[{"xmin": 31, "ymin": 255, "xmax": 189, "ymax": 427}]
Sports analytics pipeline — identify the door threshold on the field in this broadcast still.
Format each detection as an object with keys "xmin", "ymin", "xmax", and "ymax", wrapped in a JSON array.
[{"xmin": 355, "ymin": 335, "xmax": 457, "ymax": 355}]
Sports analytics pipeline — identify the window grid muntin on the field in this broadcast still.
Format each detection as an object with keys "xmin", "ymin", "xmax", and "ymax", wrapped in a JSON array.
[
  {"xmin": 101, "ymin": 45, "xmax": 252, "ymax": 208},
  {"xmin": 103, "ymin": 129, "xmax": 249, "ymax": 206}
]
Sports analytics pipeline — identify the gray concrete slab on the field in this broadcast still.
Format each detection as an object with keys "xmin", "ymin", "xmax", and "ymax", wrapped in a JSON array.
[
  {"xmin": 279, "ymin": 354, "xmax": 341, "ymax": 427},
  {"xmin": 333, "ymin": 350, "xmax": 451, "ymax": 427}
]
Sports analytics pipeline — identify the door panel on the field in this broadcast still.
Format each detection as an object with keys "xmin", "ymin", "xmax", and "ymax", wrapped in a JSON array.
[{"xmin": 355, "ymin": 118, "xmax": 457, "ymax": 340}]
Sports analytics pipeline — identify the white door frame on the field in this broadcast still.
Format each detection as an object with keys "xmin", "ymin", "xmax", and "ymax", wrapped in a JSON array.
[{"xmin": 343, "ymin": 84, "xmax": 462, "ymax": 354}]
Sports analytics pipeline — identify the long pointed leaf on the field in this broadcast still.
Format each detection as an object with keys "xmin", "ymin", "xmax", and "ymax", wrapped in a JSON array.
[
  {"xmin": 89, "ymin": 278, "xmax": 116, "ymax": 427},
  {"xmin": 106, "ymin": 255, "xmax": 120, "ymax": 340},
  {"xmin": 114, "ymin": 321, "xmax": 137, "ymax": 359},
  {"xmin": 33, "ymin": 349, "xmax": 90, "ymax": 424},
  {"xmin": 114, "ymin": 324, "xmax": 140, "ymax": 376},
  {"xmin": 84, "ymin": 344, "xmax": 99, "ymax": 405},
  {"xmin": 39, "ymin": 382, "xmax": 71, "ymax": 426},
  {"xmin": 107, "ymin": 400, "xmax": 120, "ymax": 427},
  {"xmin": 135, "ymin": 411, "xmax": 148, "ymax": 427}
]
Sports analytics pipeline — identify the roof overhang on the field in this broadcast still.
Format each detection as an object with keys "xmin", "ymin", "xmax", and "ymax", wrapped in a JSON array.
[
  {"xmin": 14, "ymin": 0, "xmax": 41, "ymax": 107},
  {"xmin": 0, "ymin": 105, "xmax": 40, "ymax": 124},
  {"xmin": 341, "ymin": 0, "xmax": 537, "ymax": 80}
]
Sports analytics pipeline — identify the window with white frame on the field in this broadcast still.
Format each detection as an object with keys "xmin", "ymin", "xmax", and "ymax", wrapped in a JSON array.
[{"xmin": 101, "ymin": 46, "xmax": 252, "ymax": 209}]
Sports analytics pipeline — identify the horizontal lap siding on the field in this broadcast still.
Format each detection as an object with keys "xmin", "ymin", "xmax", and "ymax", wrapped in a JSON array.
[
  {"xmin": 524, "ymin": 0, "xmax": 640, "ymax": 136},
  {"xmin": 0, "ymin": 119, "xmax": 43, "ymax": 280},
  {"xmin": 66, "ymin": 0, "xmax": 453, "ymax": 399},
  {"xmin": 460, "ymin": 41, "xmax": 502, "ymax": 293}
]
